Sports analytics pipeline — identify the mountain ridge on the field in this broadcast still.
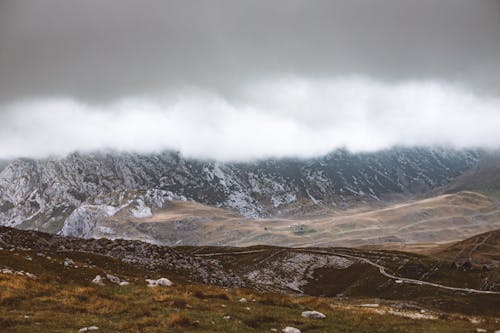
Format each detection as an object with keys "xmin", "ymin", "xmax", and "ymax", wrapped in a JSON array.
[{"xmin": 0, "ymin": 147, "xmax": 481, "ymax": 238}]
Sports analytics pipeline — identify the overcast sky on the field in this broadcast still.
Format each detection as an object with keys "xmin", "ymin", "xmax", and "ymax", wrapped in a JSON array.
[{"xmin": 1, "ymin": 0, "xmax": 500, "ymax": 160}]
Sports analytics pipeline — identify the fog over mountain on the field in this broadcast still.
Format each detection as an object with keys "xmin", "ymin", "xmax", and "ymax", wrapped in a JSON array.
[
  {"xmin": 1, "ymin": 0, "xmax": 500, "ymax": 160},
  {"xmin": 1, "ymin": 79, "xmax": 500, "ymax": 161}
]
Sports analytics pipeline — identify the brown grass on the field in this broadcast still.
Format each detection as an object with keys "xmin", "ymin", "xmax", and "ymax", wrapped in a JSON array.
[
  {"xmin": 1, "ymin": 272, "xmax": 499, "ymax": 333},
  {"xmin": 166, "ymin": 312, "xmax": 195, "ymax": 328}
]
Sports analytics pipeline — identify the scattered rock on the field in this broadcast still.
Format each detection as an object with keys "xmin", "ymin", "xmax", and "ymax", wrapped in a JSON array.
[
  {"xmin": 92, "ymin": 275, "xmax": 104, "ymax": 286},
  {"xmin": 377, "ymin": 309, "xmax": 437, "ymax": 320},
  {"xmin": 0, "ymin": 268, "xmax": 36, "ymax": 279},
  {"xmin": 475, "ymin": 329, "xmax": 487, "ymax": 333},
  {"xmin": 239, "ymin": 297, "xmax": 248, "ymax": 303},
  {"xmin": 223, "ymin": 315, "xmax": 231, "ymax": 320},
  {"xmin": 64, "ymin": 258, "xmax": 75, "ymax": 267},
  {"xmin": 462, "ymin": 260, "xmax": 473, "ymax": 270},
  {"xmin": 105, "ymin": 274, "xmax": 121, "ymax": 284},
  {"xmin": 301, "ymin": 311, "xmax": 326, "ymax": 319},
  {"xmin": 146, "ymin": 277, "xmax": 173, "ymax": 287},
  {"xmin": 119, "ymin": 281, "xmax": 130, "ymax": 286},
  {"xmin": 78, "ymin": 326, "xmax": 99, "ymax": 332},
  {"xmin": 358, "ymin": 303, "xmax": 380, "ymax": 308},
  {"xmin": 282, "ymin": 327, "xmax": 301, "ymax": 333}
]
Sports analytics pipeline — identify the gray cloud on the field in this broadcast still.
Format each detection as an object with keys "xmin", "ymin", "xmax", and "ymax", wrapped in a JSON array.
[
  {"xmin": 1, "ymin": 77, "xmax": 499, "ymax": 161},
  {"xmin": 1, "ymin": 1, "xmax": 500, "ymax": 160},
  {"xmin": 1, "ymin": 0, "xmax": 500, "ymax": 103}
]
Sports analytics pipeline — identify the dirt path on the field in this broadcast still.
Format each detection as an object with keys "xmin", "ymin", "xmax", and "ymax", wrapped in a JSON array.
[
  {"xmin": 193, "ymin": 249, "xmax": 267, "ymax": 257},
  {"xmin": 303, "ymin": 249, "xmax": 500, "ymax": 295},
  {"xmin": 193, "ymin": 248, "xmax": 500, "ymax": 295}
]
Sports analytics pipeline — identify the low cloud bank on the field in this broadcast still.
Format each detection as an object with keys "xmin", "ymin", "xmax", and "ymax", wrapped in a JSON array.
[{"xmin": 1, "ymin": 77, "xmax": 499, "ymax": 161}]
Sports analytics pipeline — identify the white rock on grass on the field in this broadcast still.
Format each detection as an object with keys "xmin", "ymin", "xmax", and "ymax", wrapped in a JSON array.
[
  {"xmin": 119, "ymin": 281, "xmax": 130, "ymax": 286},
  {"xmin": 0, "ymin": 268, "xmax": 36, "ymax": 279},
  {"xmin": 146, "ymin": 277, "xmax": 173, "ymax": 287},
  {"xmin": 91, "ymin": 275, "xmax": 104, "ymax": 286},
  {"xmin": 301, "ymin": 311, "xmax": 326, "ymax": 319},
  {"xmin": 239, "ymin": 298, "xmax": 248, "ymax": 303},
  {"xmin": 358, "ymin": 303, "xmax": 380, "ymax": 308},
  {"xmin": 78, "ymin": 326, "xmax": 99, "ymax": 332},
  {"xmin": 282, "ymin": 327, "xmax": 301, "ymax": 333},
  {"xmin": 105, "ymin": 274, "xmax": 121, "ymax": 284},
  {"xmin": 64, "ymin": 258, "xmax": 75, "ymax": 267}
]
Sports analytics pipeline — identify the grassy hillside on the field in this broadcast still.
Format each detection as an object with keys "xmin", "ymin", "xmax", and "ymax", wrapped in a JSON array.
[
  {"xmin": 431, "ymin": 228, "xmax": 500, "ymax": 266},
  {"xmin": 1, "ymin": 225, "xmax": 500, "ymax": 332},
  {"xmin": 1, "ymin": 247, "xmax": 499, "ymax": 333},
  {"xmin": 81, "ymin": 191, "xmax": 500, "ymax": 249}
]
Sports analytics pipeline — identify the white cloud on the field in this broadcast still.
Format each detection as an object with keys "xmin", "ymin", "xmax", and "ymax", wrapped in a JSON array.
[{"xmin": 1, "ymin": 76, "xmax": 499, "ymax": 161}]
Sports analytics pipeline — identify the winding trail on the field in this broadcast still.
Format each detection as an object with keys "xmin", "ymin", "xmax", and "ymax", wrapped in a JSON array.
[
  {"xmin": 193, "ymin": 248, "xmax": 500, "ymax": 295},
  {"xmin": 303, "ymin": 249, "xmax": 500, "ymax": 295},
  {"xmin": 193, "ymin": 249, "xmax": 267, "ymax": 257}
]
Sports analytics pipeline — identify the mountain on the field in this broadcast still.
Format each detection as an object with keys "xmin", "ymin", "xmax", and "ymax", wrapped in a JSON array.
[
  {"xmin": 443, "ymin": 150, "xmax": 500, "ymax": 195},
  {"xmin": 0, "ymin": 160, "xmax": 9, "ymax": 173},
  {"xmin": 0, "ymin": 147, "xmax": 480, "ymax": 238}
]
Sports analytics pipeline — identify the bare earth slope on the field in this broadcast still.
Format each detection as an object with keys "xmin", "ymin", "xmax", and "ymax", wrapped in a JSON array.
[
  {"xmin": 66, "ymin": 190, "xmax": 500, "ymax": 248},
  {"xmin": 443, "ymin": 150, "xmax": 500, "ymax": 195}
]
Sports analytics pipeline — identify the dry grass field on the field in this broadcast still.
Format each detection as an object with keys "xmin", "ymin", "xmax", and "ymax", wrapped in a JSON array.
[
  {"xmin": 94, "ymin": 191, "xmax": 500, "ymax": 249},
  {"xmin": 1, "ymin": 261, "xmax": 499, "ymax": 333}
]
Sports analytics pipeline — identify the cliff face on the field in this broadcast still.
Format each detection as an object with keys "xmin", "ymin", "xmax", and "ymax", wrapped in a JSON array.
[{"xmin": 0, "ymin": 148, "xmax": 480, "ymax": 234}]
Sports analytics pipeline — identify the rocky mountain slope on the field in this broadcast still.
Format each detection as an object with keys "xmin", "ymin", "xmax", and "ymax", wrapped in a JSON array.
[
  {"xmin": 0, "ymin": 160, "xmax": 9, "ymax": 173},
  {"xmin": 443, "ymin": 150, "xmax": 500, "ymax": 195},
  {"xmin": 0, "ymin": 148, "xmax": 480, "ymax": 235}
]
